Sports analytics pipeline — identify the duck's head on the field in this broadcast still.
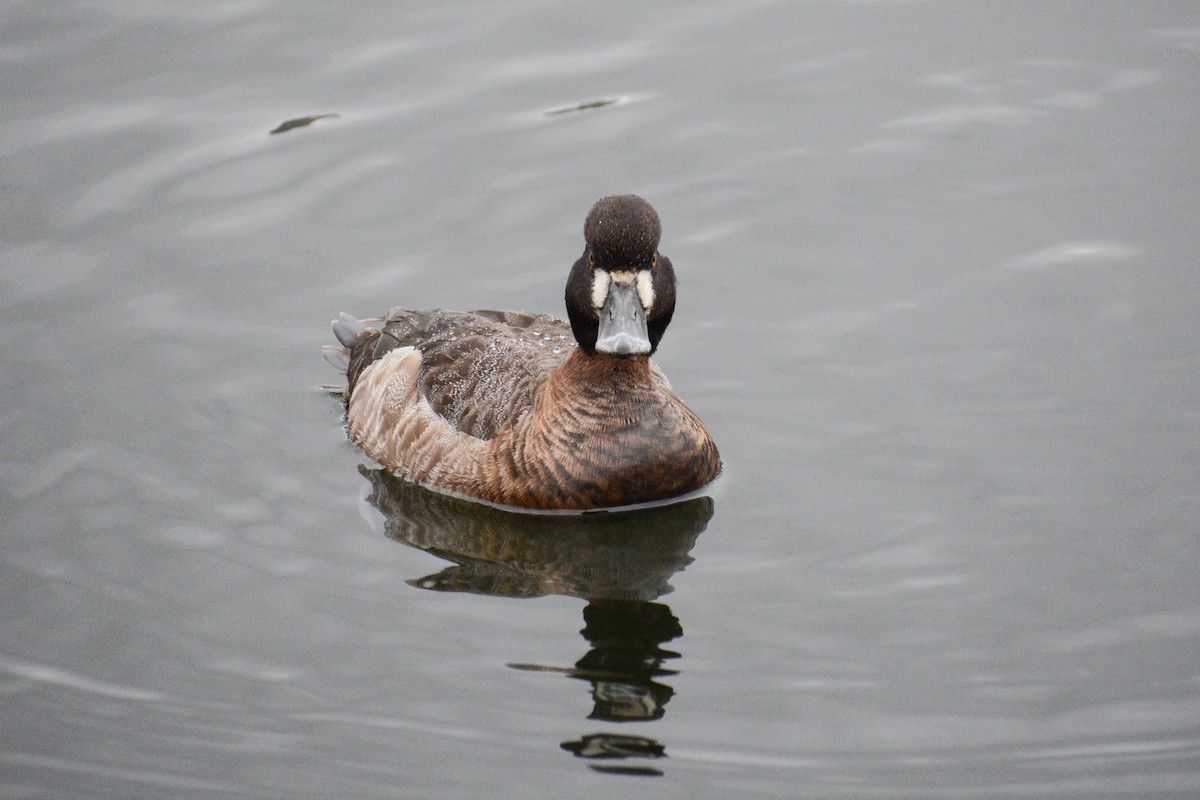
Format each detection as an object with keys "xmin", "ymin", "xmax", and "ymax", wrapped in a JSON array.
[{"xmin": 565, "ymin": 195, "xmax": 677, "ymax": 357}]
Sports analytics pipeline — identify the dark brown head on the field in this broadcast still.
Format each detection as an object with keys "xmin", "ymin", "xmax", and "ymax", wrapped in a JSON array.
[{"xmin": 565, "ymin": 195, "xmax": 677, "ymax": 356}]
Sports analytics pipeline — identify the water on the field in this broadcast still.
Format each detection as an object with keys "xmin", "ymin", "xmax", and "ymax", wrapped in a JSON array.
[{"xmin": 2, "ymin": 1, "xmax": 1199, "ymax": 797}]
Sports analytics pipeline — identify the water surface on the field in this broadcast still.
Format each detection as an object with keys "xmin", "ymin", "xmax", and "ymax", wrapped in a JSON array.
[{"xmin": 2, "ymin": 1, "xmax": 1199, "ymax": 797}]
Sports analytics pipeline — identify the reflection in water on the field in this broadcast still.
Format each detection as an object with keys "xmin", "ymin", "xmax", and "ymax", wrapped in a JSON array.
[
  {"xmin": 359, "ymin": 468, "xmax": 714, "ymax": 775},
  {"xmin": 569, "ymin": 601, "xmax": 681, "ymax": 723},
  {"xmin": 560, "ymin": 734, "xmax": 667, "ymax": 777},
  {"xmin": 361, "ymin": 467, "xmax": 712, "ymax": 602}
]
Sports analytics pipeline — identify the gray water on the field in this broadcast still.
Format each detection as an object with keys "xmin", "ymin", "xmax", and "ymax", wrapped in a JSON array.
[{"xmin": 2, "ymin": 2, "xmax": 1198, "ymax": 797}]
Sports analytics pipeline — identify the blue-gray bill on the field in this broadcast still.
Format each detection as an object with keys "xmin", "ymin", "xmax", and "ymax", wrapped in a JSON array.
[{"xmin": 595, "ymin": 282, "xmax": 651, "ymax": 356}]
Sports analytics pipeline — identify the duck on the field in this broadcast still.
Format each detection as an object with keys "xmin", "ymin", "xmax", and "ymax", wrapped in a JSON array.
[{"xmin": 324, "ymin": 194, "xmax": 721, "ymax": 511}]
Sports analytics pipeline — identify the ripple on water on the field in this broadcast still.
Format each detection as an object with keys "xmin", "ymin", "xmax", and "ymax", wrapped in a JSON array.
[
  {"xmin": 1005, "ymin": 240, "xmax": 1140, "ymax": 271},
  {"xmin": 159, "ymin": 523, "xmax": 227, "ymax": 549},
  {"xmin": 0, "ymin": 242, "xmax": 100, "ymax": 304}
]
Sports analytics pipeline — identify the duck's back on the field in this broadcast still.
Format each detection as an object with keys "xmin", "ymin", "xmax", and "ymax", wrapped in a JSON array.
[{"xmin": 347, "ymin": 308, "xmax": 576, "ymax": 440}]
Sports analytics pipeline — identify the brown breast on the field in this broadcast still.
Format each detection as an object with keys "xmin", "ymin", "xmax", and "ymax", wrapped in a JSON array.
[{"xmin": 477, "ymin": 348, "xmax": 722, "ymax": 509}]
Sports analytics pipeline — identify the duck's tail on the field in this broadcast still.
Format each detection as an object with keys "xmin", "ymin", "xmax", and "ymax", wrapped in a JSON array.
[
  {"xmin": 332, "ymin": 312, "xmax": 364, "ymax": 347},
  {"xmin": 321, "ymin": 312, "xmax": 369, "ymax": 397},
  {"xmin": 322, "ymin": 312, "xmax": 364, "ymax": 374}
]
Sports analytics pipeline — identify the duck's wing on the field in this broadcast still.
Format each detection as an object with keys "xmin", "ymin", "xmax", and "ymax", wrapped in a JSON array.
[{"xmin": 342, "ymin": 308, "xmax": 575, "ymax": 440}]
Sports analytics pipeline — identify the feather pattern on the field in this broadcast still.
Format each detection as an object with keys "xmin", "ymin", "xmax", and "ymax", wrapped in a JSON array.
[{"xmin": 327, "ymin": 195, "xmax": 721, "ymax": 510}]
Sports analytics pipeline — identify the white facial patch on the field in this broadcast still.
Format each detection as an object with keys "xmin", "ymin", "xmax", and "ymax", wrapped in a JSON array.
[
  {"xmin": 635, "ymin": 269, "xmax": 655, "ymax": 311},
  {"xmin": 592, "ymin": 268, "xmax": 655, "ymax": 311},
  {"xmin": 591, "ymin": 269, "xmax": 611, "ymax": 309}
]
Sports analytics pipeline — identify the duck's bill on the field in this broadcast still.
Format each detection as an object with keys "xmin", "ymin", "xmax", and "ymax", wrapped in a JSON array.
[{"xmin": 595, "ymin": 282, "xmax": 652, "ymax": 356}]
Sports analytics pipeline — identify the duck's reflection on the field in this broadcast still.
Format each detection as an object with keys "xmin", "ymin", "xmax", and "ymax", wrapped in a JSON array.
[{"xmin": 359, "ymin": 467, "xmax": 715, "ymax": 775}]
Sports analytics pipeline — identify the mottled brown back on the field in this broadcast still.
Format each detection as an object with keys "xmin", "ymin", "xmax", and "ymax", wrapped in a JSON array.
[{"xmin": 347, "ymin": 308, "xmax": 576, "ymax": 440}]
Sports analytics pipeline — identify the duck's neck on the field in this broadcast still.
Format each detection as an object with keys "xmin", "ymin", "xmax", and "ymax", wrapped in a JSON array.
[{"xmin": 555, "ymin": 347, "xmax": 656, "ymax": 391}]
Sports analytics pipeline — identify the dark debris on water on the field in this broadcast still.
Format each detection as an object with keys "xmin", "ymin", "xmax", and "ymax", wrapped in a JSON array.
[{"xmin": 270, "ymin": 113, "xmax": 340, "ymax": 135}]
